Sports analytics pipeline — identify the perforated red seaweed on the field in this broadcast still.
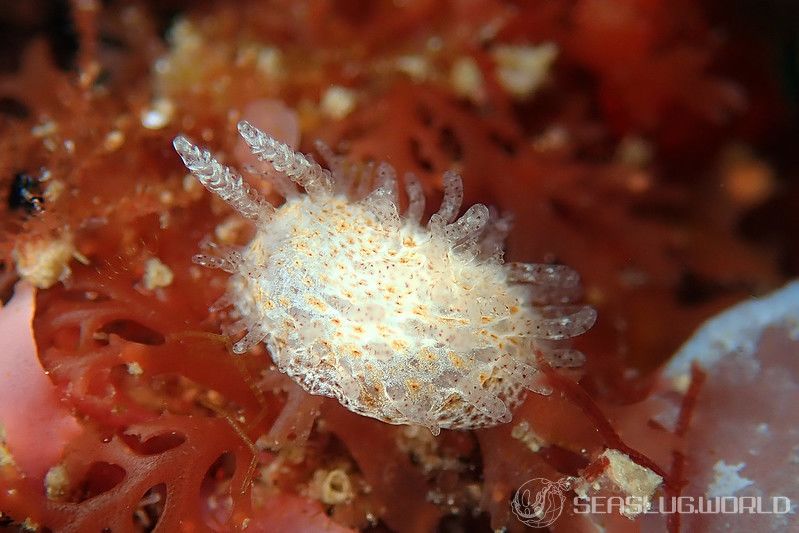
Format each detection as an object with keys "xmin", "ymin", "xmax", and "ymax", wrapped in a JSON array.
[{"xmin": 0, "ymin": 1, "xmax": 789, "ymax": 532}]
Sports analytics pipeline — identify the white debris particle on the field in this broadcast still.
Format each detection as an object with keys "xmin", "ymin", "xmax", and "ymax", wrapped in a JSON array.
[
  {"xmin": 13, "ymin": 233, "xmax": 75, "ymax": 289},
  {"xmin": 140, "ymin": 98, "xmax": 175, "ymax": 130},
  {"xmin": 510, "ymin": 420, "xmax": 544, "ymax": 452},
  {"xmin": 532, "ymin": 125, "xmax": 570, "ymax": 153},
  {"xmin": 320, "ymin": 86, "xmax": 357, "ymax": 120},
  {"xmin": 0, "ymin": 423, "xmax": 15, "ymax": 468},
  {"xmin": 450, "ymin": 57, "xmax": 485, "ymax": 103},
  {"xmin": 73, "ymin": 250, "xmax": 90, "ymax": 265},
  {"xmin": 182, "ymin": 173, "xmax": 205, "ymax": 200},
  {"xmin": 32, "ymin": 120, "xmax": 57, "ymax": 138},
  {"xmin": 706, "ymin": 461, "xmax": 753, "ymax": 498},
  {"xmin": 43, "ymin": 179, "xmax": 65, "ymax": 203},
  {"xmin": 45, "ymin": 464, "xmax": 69, "ymax": 500},
  {"xmin": 256, "ymin": 46, "xmax": 284, "ymax": 78},
  {"xmin": 309, "ymin": 468, "xmax": 354, "ymax": 505},
  {"xmin": 396, "ymin": 425, "xmax": 457, "ymax": 473},
  {"xmin": 478, "ymin": 15, "xmax": 509, "ymax": 42},
  {"xmin": 215, "ymin": 215, "xmax": 250, "ymax": 245},
  {"xmin": 671, "ymin": 372, "xmax": 692, "ymax": 395},
  {"xmin": 234, "ymin": 44, "xmax": 260, "ymax": 67},
  {"xmin": 142, "ymin": 258, "xmax": 174, "ymax": 290},
  {"xmin": 395, "ymin": 55, "xmax": 431, "ymax": 82},
  {"xmin": 188, "ymin": 265, "xmax": 202, "ymax": 281},
  {"xmin": 103, "ymin": 130, "xmax": 125, "ymax": 152},
  {"xmin": 602, "ymin": 449, "xmax": 663, "ymax": 518},
  {"xmin": 167, "ymin": 19, "xmax": 202, "ymax": 59},
  {"xmin": 0, "ymin": 443, "xmax": 12, "ymax": 468},
  {"xmin": 573, "ymin": 479, "xmax": 589, "ymax": 500},
  {"xmin": 616, "ymin": 136, "xmax": 654, "ymax": 168},
  {"xmin": 492, "ymin": 43, "xmax": 558, "ymax": 99},
  {"xmin": 719, "ymin": 144, "xmax": 775, "ymax": 208},
  {"xmin": 127, "ymin": 362, "xmax": 144, "ymax": 376},
  {"xmin": 159, "ymin": 190, "xmax": 175, "ymax": 205}
]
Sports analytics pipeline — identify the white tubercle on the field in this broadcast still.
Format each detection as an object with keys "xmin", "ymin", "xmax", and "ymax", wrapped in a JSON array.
[{"xmin": 175, "ymin": 121, "xmax": 596, "ymax": 434}]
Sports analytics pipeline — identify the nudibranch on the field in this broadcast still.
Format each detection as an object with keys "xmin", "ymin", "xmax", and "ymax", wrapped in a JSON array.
[{"xmin": 173, "ymin": 122, "xmax": 596, "ymax": 435}]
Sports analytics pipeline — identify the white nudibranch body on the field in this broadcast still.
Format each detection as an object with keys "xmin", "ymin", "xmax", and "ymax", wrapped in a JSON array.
[{"xmin": 174, "ymin": 121, "xmax": 596, "ymax": 435}]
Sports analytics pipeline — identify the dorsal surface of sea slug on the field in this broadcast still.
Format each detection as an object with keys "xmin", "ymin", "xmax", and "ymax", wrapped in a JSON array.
[{"xmin": 174, "ymin": 122, "xmax": 596, "ymax": 435}]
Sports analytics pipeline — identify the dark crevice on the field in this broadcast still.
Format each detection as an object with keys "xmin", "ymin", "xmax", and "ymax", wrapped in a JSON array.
[
  {"xmin": 74, "ymin": 462, "xmax": 126, "ymax": 503},
  {"xmin": 0, "ymin": 97, "xmax": 30, "ymax": 119},
  {"xmin": 100, "ymin": 319, "xmax": 166, "ymax": 345},
  {"xmin": 133, "ymin": 483, "xmax": 167, "ymax": 532},
  {"xmin": 120, "ymin": 431, "xmax": 186, "ymax": 455},
  {"xmin": 410, "ymin": 137, "xmax": 434, "ymax": 172},
  {"xmin": 488, "ymin": 132, "xmax": 517, "ymax": 156},
  {"xmin": 438, "ymin": 126, "xmax": 464, "ymax": 162},
  {"xmin": 676, "ymin": 270, "xmax": 751, "ymax": 306},
  {"xmin": 7, "ymin": 171, "xmax": 44, "ymax": 214}
]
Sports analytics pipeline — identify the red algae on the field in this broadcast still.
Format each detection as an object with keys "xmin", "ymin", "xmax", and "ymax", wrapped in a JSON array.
[{"xmin": 0, "ymin": 1, "xmax": 795, "ymax": 531}]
